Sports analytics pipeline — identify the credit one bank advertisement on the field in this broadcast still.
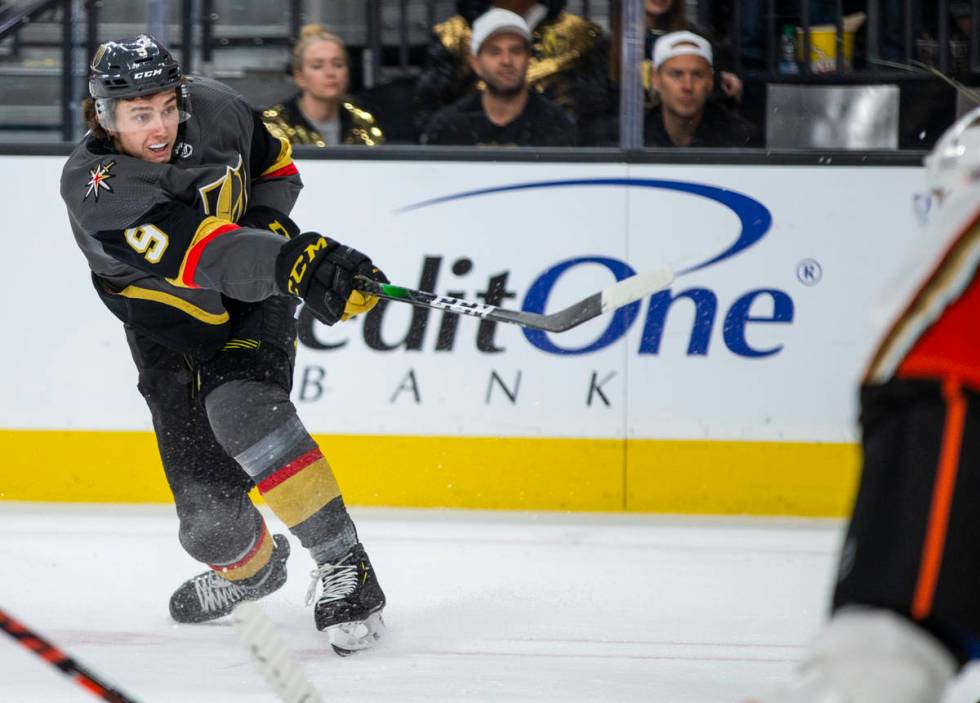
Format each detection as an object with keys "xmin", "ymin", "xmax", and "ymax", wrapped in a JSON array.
[{"xmin": 1, "ymin": 157, "xmax": 923, "ymax": 442}]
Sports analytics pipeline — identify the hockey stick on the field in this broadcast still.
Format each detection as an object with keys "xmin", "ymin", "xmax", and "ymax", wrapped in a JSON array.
[
  {"xmin": 354, "ymin": 268, "xmax": 674, "ymax": 333},
  {"xmin": 231, "ymin": 602, "xmax": 324, "ymax": 703},
  {"xmin": 0, "ymin": 607, "xmax": 139, "ymax": 703}
]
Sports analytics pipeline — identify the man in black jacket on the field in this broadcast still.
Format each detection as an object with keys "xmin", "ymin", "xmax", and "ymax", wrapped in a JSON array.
[
  {"xmin": 414, "ymin": 0, "xmax": 609, "ymax": 139},
  {"xmin": 421, "ymin": 9, "xmax": 577, "ymax": 147},
  {"xmin": 644, "ymin": 30, "xmax": 759, "ymax": 148}
]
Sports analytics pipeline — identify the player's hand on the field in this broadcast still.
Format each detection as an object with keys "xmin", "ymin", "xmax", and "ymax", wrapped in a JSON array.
[
  {"xmin": 275, "ymin": 232, "xmax": 385, "ymax": 325},
  {"xmin": 341, "ymin": 262, "xmax": 387, "ymax": 321}
]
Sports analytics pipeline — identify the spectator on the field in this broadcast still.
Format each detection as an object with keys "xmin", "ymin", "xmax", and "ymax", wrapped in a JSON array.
[
  {"xmin": 918, "ymin": 1, "xmax": 974, "ymax": 76},
  {"xmin": 421, "ymin": 9, "xmax": 577, "ymax": 147},
  {"xmin": 644, "ymin": 31, "xmax": 759, "ymax": 148},
  {"xmin": 414, "ymin": 0, "xmax": 610, "ymax": 140},
  {"xmin": 644, "ymin": 0, "xmax": 742, "ymax": 101},
  {"xmin": 262, "ymin": 24, "xmax": 384, "ymax": 146}
]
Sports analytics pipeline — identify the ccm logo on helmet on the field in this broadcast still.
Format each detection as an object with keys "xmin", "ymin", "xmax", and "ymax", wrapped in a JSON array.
[{"xmin": 133, "ymin": 68, "xmax": 164, "ymax": 79}]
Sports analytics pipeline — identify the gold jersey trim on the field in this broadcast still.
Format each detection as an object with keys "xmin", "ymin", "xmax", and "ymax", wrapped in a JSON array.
[
  {"xmin": 113, "ymin": 285, "xmax": 230, "ymax": 325},
  {"xmin": 169, "ymin": 215, "xmax": 239, "ymax": 289},
  {"xmin": 261, "ymin": 137, "xmax": 295, "ymax": 176}
]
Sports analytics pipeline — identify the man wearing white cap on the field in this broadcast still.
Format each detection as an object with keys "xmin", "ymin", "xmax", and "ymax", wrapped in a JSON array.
[
  {"xmin": 644, "ymin": 30, "xmax": 758, "ymax": 148},
  {"xmin": 414, "ymin": 1, "xmax": 609, "ymax": 140},
  {"xmin": 421, "ymin": 8, "xmax": 576, "ymax": 146}
]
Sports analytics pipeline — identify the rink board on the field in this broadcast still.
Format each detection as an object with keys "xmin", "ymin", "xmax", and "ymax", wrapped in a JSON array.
[
  {"xmin": 0, "ymin": 430, "xmax": 860, "ymax": 515},
  {"xmin": 0, "ymin": 156, "xmax": 922, "ymax": 515}
]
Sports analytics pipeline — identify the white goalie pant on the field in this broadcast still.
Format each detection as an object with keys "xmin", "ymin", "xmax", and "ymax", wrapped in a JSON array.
[{"xmin": 752, "ymin": 608, "xmax": 957, "ymax": 703}]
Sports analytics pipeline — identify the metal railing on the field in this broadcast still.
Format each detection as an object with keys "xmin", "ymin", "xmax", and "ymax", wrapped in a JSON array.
[
  {"xmin": 199, "ymin": 0, "xmax": 302, "ymax": 73},
  {"xmin": 731, "ymin": 0, "xmax": 973, "ymax": 78},
  {"xmin": 0, "ymin": 0, "xmax": 76, "ymax": 139}
]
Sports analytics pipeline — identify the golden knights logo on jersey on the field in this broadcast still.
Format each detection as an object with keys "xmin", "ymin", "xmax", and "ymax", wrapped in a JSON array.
[
  {"xmin": 84, "ymin": 160, "xmax": 116, "ymax": 201},
  {"xmin": 198, "ymin": 154, "xmax": 247, "ymax": 222}
]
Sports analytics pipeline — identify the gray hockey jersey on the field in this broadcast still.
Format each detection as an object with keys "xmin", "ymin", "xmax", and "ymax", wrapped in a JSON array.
[{"xmin": 61, "ymin": 76, "xmax": 303, "ymax": 355}]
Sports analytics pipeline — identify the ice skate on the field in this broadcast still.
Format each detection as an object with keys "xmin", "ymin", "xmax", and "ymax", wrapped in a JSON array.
[
  {"xmin": 170, "ymin": 534, "xmax": 290, "ymax": 624},
  {"xmin": 306, "ymin": 542, "xmax": 386, "ymax": 656},
  {"xmin": 750, "ymin": 608, "xmax": 956, "ymax": 703}
]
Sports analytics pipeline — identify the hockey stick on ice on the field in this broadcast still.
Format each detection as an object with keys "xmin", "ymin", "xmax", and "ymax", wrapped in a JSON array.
[
  {"xmin": 231, "ymin": 602, "xmax": 324, "ymax": 703},
  {"xmin": 354, "ymin": 268, "xmax": 674, "ymax": 333},
  {"xmin": 0, "ymin": 607, "xmax": 139, "ymax": 703}
]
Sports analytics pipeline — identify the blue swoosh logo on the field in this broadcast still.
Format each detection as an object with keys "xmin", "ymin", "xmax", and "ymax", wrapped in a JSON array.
[{"xmin": 398, "ymin": 178, "xmax": 773, "ymax": 274}]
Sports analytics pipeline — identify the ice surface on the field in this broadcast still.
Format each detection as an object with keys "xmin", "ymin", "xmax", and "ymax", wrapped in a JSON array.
[{"xmin": 1, "ymin": 503, "xmax": 977, "ymax": 702}]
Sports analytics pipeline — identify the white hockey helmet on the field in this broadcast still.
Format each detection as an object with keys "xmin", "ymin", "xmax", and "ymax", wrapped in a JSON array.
[{"xmin": 919, "ymin": 105, "xmax": 980, "ymax": 217}]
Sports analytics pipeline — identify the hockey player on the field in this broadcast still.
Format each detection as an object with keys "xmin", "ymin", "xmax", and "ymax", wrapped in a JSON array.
[
  {"xmin": 752, "ymin": 107, "xmax": 980, "ymax": 701},
  {"xmin": 60, "ymin": 35, "xmax": 387, "ymax": 655}
]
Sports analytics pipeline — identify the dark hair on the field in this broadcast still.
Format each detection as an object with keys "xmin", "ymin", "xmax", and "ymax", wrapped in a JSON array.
[
  {"xmin": 457, "ymin": 0, "xmax": 566, "ymax": 25},
  {"xmin": 81, "ymin": 97, "xmax": 109, "ymax": 139},
  {"xmin": 647, "ymin": 0, "xmax": 687, "ymax": 32}
]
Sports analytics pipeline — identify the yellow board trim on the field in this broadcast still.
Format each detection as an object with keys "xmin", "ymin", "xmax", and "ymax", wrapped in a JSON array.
[
  {"xmin": 626, "ymin": 439, "xmax": 861, "ymax": 517},
  {"xmin": 0, "ymin": 430, "xmax": 860, "ymax": 517},
  {"xmin": 115, "ymin": 285, "xmax": 230, "ymax": 325}
]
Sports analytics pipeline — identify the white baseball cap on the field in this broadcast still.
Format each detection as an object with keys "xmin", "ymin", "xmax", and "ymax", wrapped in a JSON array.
[
  {"xmin": 471, "ymin": 8, "xmax": 532, "ymax": 55},
  {"xmin": 652, "ymin": 30, "xmax": 713, "ymax": 69}
]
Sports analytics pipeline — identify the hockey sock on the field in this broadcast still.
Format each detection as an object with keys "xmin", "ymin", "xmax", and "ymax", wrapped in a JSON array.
[
  {"xmin": 205, "ymin": 380, "xmax": 357, "ymax": 564},
  {"xmin": 208, "ymin": 521, "xmax": 276, "ymax": 584}
]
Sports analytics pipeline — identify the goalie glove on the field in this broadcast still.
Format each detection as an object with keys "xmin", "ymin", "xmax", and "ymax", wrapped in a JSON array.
[{"xmin": 275, "ymin": 232, "xmax": 387, "ymax": 326}]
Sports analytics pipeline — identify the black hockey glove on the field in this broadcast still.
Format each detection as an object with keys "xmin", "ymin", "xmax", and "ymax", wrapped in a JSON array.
[
  {"xmin": 238, "ymin": 205, "xmax": 301, "ymax": 240},
  {"xmin": 275, "ymin": 232, "xmax": 387, "ymax": 326}
]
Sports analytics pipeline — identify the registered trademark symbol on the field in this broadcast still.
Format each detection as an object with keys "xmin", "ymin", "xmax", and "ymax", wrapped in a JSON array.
[{"xmin": 797, "ymin": 259, "xmax": 823, "ymax": 286}]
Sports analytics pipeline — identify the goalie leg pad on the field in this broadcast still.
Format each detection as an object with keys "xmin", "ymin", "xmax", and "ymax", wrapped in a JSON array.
[{"xmin": 833, "ymin": 378, "xmax": 980, "ymax": 662}]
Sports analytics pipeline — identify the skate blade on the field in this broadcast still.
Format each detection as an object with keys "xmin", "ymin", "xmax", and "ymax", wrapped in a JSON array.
[{"xmin": 328, "ymin": 611, "xmax": 385, "ymax": 656}]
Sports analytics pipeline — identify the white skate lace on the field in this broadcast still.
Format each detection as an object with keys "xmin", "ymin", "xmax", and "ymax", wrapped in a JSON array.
[
  {"xmin": 194, "ymin": 572, "xmax": 250, "ymax": 613},
  {"xmin": 304, "ymin": 555, "xmax": 358, "ymax": 607}
]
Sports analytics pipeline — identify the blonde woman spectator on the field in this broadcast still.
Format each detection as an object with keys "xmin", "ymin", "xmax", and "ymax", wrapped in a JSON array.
[{"xmin": 263, "ymin": 25, "xmax": 384, "ymax": 146}]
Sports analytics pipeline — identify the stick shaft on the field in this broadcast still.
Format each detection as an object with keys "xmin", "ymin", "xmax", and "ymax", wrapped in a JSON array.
[
  {"xmin": 0, "ymin": 607, "xmax": 139, "ymax": 703},
  {"xmin": 355, "ymin": 268, "xmax": 673, "ymax": 334}
]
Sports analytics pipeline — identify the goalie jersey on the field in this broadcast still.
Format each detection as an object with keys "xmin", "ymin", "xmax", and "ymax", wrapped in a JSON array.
[{"xmin": 61, "ymin": 76, "xmax": 303, "ymax": 356}]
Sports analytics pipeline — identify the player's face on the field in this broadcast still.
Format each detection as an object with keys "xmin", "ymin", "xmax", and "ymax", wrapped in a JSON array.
[
  {"xmin": 471, "ymin": 33, "xmax": 530, "ymax": 97},
  {"xmin": 653, "ymin": 54, "xmax": 713, "ymax": 120},
  {"xmin": 111, "ymin": 90, "xmax": 180, "ymax": 163},
  {"xmin": 295, "ymin": 40, "xmax": 349, "ymax": 102}
]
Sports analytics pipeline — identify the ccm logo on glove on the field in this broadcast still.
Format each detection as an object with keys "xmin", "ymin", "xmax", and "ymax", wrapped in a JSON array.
[
  {"xmin": 275, "ymin": 232, "xmax": 387, "ymax": 326},
  {"xmin": 285, "ymin": 236, "xmax": 328, "ymax": 296}
]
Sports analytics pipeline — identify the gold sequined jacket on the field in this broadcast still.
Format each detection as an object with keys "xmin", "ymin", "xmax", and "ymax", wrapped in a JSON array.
[
  {"xmin": 261, "ymin": 95, "xmax": 385, "ymax": 146},
  {"xmin": 414, "ymin": 1, "xmax": 611, "ymax": 131}
]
